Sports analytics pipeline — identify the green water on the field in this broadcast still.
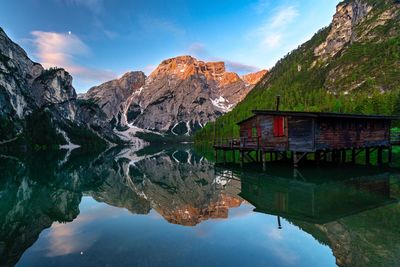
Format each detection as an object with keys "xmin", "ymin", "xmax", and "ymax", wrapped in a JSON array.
[{"xmin": 1, "ymin": 145, "xmax": 400, "ymax": 267}]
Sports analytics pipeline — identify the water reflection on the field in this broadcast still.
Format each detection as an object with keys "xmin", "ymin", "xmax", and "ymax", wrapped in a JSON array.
[
  {"xmin": 1, "ymin": 147, "xmax": 400, "ymax": 267},
  {"xmin": 229, "ymin": 165, "xmax": 400, "ymax": 266}
]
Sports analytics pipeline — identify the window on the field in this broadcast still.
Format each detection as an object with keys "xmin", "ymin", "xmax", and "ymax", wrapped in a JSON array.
[{"xmin": 273, "ymin": 116, "xmax": 285, "ymax": 137}]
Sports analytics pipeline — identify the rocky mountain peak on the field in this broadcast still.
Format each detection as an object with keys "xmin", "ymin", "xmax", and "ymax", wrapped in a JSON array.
[
  {"xmin": 32, "ymin": 68, "xmax": 76, "ymax": 107},
  {"xmin": 314, "ymin": 0, "xmax": 373, "ymax": 61},
  {"xmin": 241, "ymin": 69, "xmax": 268, "ymax": 85},
  {"xmin": 148, "ymin": 55, "xmax": 227, "ymax": 82}
]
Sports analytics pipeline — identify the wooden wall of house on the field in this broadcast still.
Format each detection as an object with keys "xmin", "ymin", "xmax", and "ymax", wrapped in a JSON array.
[
  {"xmin": 239, "ymin": 115, "xmax": 288, "ymax": 150},
  {"xmin": 288, "ymin": 117, "xmax": 315, "ymax": 152},
  {"xmin": 314, "ymin": 118, "xmax": 391, "ymax": 150}
]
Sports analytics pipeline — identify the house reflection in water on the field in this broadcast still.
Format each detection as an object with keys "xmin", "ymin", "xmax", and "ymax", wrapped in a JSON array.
[{"xmin": 220, "ymin": 166, "xmax": 400, "ymax": 225}]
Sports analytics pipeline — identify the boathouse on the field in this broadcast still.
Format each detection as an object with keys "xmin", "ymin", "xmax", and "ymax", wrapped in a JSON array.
[{"xmin": 214, "ymin": 110, "xmax": 400, "ymax": 167}]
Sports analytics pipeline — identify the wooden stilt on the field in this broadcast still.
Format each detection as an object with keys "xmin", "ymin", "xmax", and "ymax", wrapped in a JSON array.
[
  {"xmin": 240, "ymin": 151, "xmax": 244, "ymax": 167},
  {"xmin": 282, "ymin": 151, "xmax": 288, "ymax": 161},
  {"xmin": 352, "ymin": 148, "xmax": 356, "ymax": 164},
  {"xmin": 315, "ymin": 151, "xmax": 321, "ymax": 164},
  {"xmin": 366, "ymin": 147, "xmax": 371, "ymax": 165},
  {"xmin": 262, "ymin": 151, "xmax": 266, "ymax": 171},
  {"xmin": 215, "ymin": 150, "xmax": 218, "ymax": 163},
  {"xmin": 232, "ymin": 150, "xmax": 236, "ymax": 163},
  {"xmin": 293, "ymin": 153, "xmax": 298, "ymax": 168},
  {"xmin": 389, "ymin": 147, "xmax": 393, "ymax": 163},
  {"xmin": 377, "ymin": 147, "xmax": 383, "ymax": 165}
]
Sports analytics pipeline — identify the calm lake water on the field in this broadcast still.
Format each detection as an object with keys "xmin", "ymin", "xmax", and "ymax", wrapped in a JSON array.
[{"xmin": 1, "ymin": 146, "xmax": 400, "ymax": 267}]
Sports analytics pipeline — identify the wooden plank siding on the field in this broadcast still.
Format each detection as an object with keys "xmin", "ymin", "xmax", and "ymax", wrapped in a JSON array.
[
  {"xmin": 288, "ymin": 117, "xmax": 315, "ymax": 152},
  {"xmin": 314, "ymin": 118, "xmax": 391, "ymax": 150}
]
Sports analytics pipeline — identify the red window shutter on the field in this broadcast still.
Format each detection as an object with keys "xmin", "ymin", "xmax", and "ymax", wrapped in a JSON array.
[
  {"xmin": 279, "ymin": 117, "xmax": 284, "ymax": 136},
  {"xmin": 274, "ymin": 117, "xmax": 284, "ymax": 137}
]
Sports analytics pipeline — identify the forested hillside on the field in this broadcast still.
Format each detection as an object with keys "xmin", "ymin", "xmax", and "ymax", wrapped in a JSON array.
[{"xmin": 195, "ymin": 0, "xmax": 400, "ymax": 142}]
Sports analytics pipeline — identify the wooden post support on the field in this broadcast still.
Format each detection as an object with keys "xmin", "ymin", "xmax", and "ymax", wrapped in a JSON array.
[
  {"xmin": 256, "ymin": 150, "xmax": 259, "ymax": 163},
  {"xmin": 366, "ymin": 147, "xmax": 371, "ymax": 165},
  {"xmin": 315, "ymin": 151, "xmax": 321, "ymax": 164},
  {"xmin": 331, "ymin": 150, "xmax": 335, "ymax": 163},
  {"xmin": 377, "ymin": 147, "xmax": 383, "ymax": 165},
  {"xmin": 282, "ymin": 151, "xmax": 288, "ymax": 161},
  {"xmin": 240, "ymin": 151, "xmax": 244, "ymax": 167},
  {"xmin": 232, "ymin": 150, "xmax": 236, "ymax": 163},
  {"xmin": 389, "ymin": 147, "xmax": 393, "ymax": 163},
  {"xmin": 341, "ymin": 150, "xmax": 347, "ymax": 163},
  {"xmin": 262, "ymin": 151, "xmax": 266, "ymax": 171},
  {"xmin": 293, "ymin": 153, "xmax": 298, "ymax": 168},
  {"xmin": 215, "ymin": 150, "xmax": 218, "ymax": 163},
  {"xmin": 352, "ymin": 148, "xmax": 356, "ymax": 164}
]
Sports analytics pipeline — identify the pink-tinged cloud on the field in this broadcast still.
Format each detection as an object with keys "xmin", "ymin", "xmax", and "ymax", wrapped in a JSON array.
[{"xmin": 31, "ymin": 31, "xmax": 116, "ymax": 85}]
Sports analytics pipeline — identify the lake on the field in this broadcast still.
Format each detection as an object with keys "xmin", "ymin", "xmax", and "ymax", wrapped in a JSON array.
[{"xmin": 1, "ymin": 145, "xmax": 400, "ymax": 267}]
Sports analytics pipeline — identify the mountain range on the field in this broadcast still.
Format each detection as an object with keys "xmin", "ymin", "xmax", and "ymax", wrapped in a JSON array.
[{"xmin": 0, "ymin": 27, "xmax": 266, "ymax": 148}]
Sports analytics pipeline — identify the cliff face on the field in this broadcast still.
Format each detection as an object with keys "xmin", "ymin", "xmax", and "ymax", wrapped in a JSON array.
[
  {"xmin": 0, "ymin": 28, "xmax": 43, "ymax": 141},
  {"xmin": 84, "ymin": 71, "xmax": 146, "ymax": 128},
  {"xmin": 314, "ymin": 0, "xmax": 373, "ymax": 62}
]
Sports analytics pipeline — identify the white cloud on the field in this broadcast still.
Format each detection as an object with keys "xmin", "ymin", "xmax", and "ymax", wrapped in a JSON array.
[
  {"xmin": 225, "ymin": 60, "xmax": 260, "ymax": 74},
  {"xmin": 251, "ymin": 5, "xmax": 299, "ymax": 49},
  {"xmin": 185, "ymin": 43, "xmax": 261, "ymax": 74},
  {"xmin": 269, "ymin": 6, "xmax": 299, "ymax": 29},
  {"xmin": 31, "ymin": 31, "xmax": 116, "ymax": 85}
]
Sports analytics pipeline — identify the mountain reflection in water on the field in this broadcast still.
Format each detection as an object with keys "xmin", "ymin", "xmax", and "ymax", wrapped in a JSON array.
[{"xmin": 1, "ymin": 146, "xmax": 400, "ymax": 267}]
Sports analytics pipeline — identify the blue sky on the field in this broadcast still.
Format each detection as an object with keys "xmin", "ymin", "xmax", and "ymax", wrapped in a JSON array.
[{"xmin": 1, "ymin": 0, "xmax": 340, "ymax": 92}]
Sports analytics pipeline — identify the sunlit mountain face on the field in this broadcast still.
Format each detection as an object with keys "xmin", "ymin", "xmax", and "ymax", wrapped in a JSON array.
[{"xmin": 2, "ymin": 145, "xmax": 400, "ymax": 267}]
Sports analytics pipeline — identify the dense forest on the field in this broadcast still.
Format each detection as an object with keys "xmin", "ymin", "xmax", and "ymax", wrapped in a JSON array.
[{"xmin": 195, "ymin": 0, "xmax": 400, "ymax": 142}]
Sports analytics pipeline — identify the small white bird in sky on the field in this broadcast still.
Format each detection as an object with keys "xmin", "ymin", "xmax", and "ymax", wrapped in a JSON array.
[{"xmin": 68, "ymin": 31, "xmax": 72, "ymax": 35}]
